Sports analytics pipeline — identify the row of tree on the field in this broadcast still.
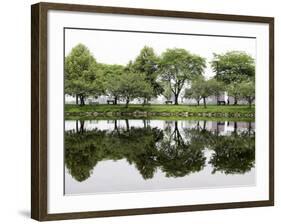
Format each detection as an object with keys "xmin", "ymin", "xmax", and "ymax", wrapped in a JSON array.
[
  {"xmin": 185, "ymin": 78, "xmax": 255, "ymax": 108},
  {"xmin": 65, "ymin": 44, "xmax": 255, "ymax": 107}
]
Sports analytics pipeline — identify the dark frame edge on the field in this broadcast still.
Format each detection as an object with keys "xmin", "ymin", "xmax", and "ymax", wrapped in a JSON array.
[
  {"xmin": 36, "ymin": 2, "xmax": 274, "ymax": 23},
  {"xmin": 31, "ymin": 3, "xmax": 48, "ymax": 221},
  {"xmin": 44, "ymin": 200, "xmax": 273, "ymax": 221},
  {"xmin": 268, "ymin": 18, "xmax": 274, "ymax": 205},
  {"xmin": 31, "ymin": 2, "xmax": 274, "ymax": 221}
]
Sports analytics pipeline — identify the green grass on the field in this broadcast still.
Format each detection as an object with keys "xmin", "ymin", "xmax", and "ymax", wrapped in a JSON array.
[
  {"xmin": 65, "ymin": 115, "xmax": 254, "ymax": 122},
  {"xmin": 65, "ymin": 104, "xmax": 255, "ymax": 114}
]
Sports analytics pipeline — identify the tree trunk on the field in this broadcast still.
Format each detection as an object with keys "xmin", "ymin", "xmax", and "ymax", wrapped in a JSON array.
[
  {"xmin": 234, "ymin": 97, "xmax": 238, "ymax": 105},
  {"xmin": 248, "ymin": 97, "xmax": 252, "ymax": 108},
  {"xmin": 197, "ymin": 100, "xmax": 200, "ymax": 106},
  {"xmin": 75, "ymin": 120, "xmax": 78, "ymax": 133},
  {"xmin": 125, "ymin": 119, "xmax": 130, "ymax": 131},
  {"xmin": 248, "ymin": 121, "xmax": 252, "ymax": 134},
  {"xmin": 79, "ymin": 96, "xmax": 85, "ymax": 106},
  {"xmin": 125, "ymin": 98, "xmax": 129, "ymax": 108},
  {"xmin": 75, "ymin": 95, "xmax": 78, "ymax": 105},
  {"xmin": 203, "ymin": 120, "xmax": 207, "ymax": 130},
  {"xmin": 80, "ymin": 120, "xmax": 85, "ymax": 133},
  {"xmin": 234, "ymin": 121, "xmax": 237, "ymax": 134},
  {"xmin": 82, "ymin": 97, "xmax": 85, "ymax": 105},
  {"xmin": 174, "ymin": 93, "xmax": 179, "ymax": 105},
  {"xmin": 142, "ymin": 98, "xmax": 146, "ymax": 106},
  {"xmin": 114, "ymin": 96, "xmax": 118, "ymax": 105},
  {"xmin": 143, "ymin": 120, "xmax": 147, "ymax": 128},
  {"xmin": 203, "ymin": 97, "xmax": 206, "ymax": 108},
  {"xmin": 174, "ymin": 121, "xmax": 179, "ymax": 142}
]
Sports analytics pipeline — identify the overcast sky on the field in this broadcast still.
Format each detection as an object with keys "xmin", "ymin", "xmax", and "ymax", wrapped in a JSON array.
[{"xmin": 65, "ymin": 29, "xmax": 256, "ymax": 79}]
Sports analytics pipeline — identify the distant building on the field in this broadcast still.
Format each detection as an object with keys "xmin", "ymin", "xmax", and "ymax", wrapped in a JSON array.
[{"xmin": 65, "ymin": 92, "xmax": 254, "ymax": 105}]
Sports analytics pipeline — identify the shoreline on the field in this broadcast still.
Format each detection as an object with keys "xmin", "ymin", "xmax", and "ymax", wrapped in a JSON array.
[{"xmin": 65, "ymin": 104, "xmax": 254, "ymax": 120}]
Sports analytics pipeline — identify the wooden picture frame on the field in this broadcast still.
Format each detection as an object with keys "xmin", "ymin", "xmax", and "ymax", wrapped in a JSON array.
[{"xmin": 31, "ymin": 2, "xmax": 274, "ymax": 221}]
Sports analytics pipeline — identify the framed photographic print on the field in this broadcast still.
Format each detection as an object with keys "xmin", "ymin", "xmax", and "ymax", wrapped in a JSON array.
[{"xmin": 31, "ymin": 2, "xmax": 274, "ymax": 221}]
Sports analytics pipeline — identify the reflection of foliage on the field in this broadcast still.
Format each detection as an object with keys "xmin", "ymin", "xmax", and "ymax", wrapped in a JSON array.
[
  {"xmin": 65, "ymin": 120, "xmax": 255, "ymax": 182},
  {"xmin": 65, "ymin": 129, "xmax": 104, "ymax": 182},
  {"xmin": 65, "ymin": 122, "xmax": 163, "ymax": 182},
  {"xmin": 158, "ymin": 121, "xmax": 206, "ymax": 177},
  {"xmin": 209, "ymin": 130, "xmax": 255, "ymax": 174}
]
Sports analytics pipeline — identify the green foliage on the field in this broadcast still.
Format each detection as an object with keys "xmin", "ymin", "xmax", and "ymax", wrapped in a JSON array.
[
  {"xmin": 97, "ymin": 64, "xmax": 125, "ymax": 104},
  {"xmin": 237, "ymin": 81, "xmax": 255, "ymax": 107},
  {"xmin": 157, "ymin": 121, "xmax": 206, "ymax": 177},
  {"xmin": 207, "ymin": 78, "xmax": 225, "ymax": 99},
  {"xmin": 130, "ymin": 46, "xmax": 163, "ymax": 99},
  {"xmin": 209, "ymin": 129, "xmax": 255, "ymax": 174},
  {"xmin": 161, "ymin": 81, "xmax": 172, "ymax": 100},
  {"xmin": 64, "ymin": 44, "xmax": 255, "ymax": 110},
  {"xmin": 228, "ymin": 81, "xmax": 255, "ymax": 107},
  {"xmin": 227, "ymin": 82, "xmax": 241, "ymax": 104},
  {"xmin": 65, "ymin": 122, "xmax": 164, "ymax": 181},
  {"xmin": 65, "ymin": 120, "xmax": 255, "ymax": 182},
  {"xmin": 211, "ymin": 51, "xmax": 255, "ymax": 84},
  {"xmin": 118, "ymin": 72, "xmax": 153, "ymax": 107},
  {"xmin": 65, "ymin": 44, "xmax": 102, "ymax": 105},
  {"xmin": 184, "ymin": 80, "xmax": 203, "ymax": 106},
  {"xmin": 159, "ymin": 48, "xmax": 206, "ymax": 104},
  {"xmin": 184, "ymin": 78, "xmax": 221, "ymax": 108}
]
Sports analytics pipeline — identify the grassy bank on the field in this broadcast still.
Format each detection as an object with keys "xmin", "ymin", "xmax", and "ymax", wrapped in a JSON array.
[
  {"xmin": 65, "ymin": 104, "xmax": 255, "ymax": 120},
  {"xmin": 65, "ymin": 115, "xmax": 254, "ymax": 122}
]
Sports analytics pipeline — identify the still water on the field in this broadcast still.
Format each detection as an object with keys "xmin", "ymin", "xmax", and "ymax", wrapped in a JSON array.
[{"xmin": 64, "ymin": 119, "xmax": 255, "ymax": 195}]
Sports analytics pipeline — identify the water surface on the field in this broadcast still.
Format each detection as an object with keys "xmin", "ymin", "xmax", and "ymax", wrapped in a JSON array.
[{"xmin": 64, "ymin": 119, "xmax": 255, "ymax": 195}]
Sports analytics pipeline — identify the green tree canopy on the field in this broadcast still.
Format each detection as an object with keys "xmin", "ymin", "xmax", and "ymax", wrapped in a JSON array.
[
  {"xmin": 227, "ymin": 82, "xmax": 241, "ymax": 105},
  {"xmin": 118, "ymin": 72, "xmax": 153, "ymax": 107},
  {"xmin": 237, "ymin": 81, "xmax": 255, "ymax": 107},
  {"xmin": 159, "ymin": 48, "xmax": 206, "ymax": 105},
  {"xmin": 209, "ymin": 131, "xmax": 255, "ymax": 174},
  {"xmin": 131, "ymin": 46, "xmax": 163, "ymax": 102},
  {"xmin": 211, "ymin": 51, "xmax": 255, "ymax": 85},
  {"xmin": 65, "ymin": 44, "xmax": 101, "ymax": 105},
  {"xmin": 184, "ymin": 78, "xmax": 214, "ymax": 108},
  {"xmin": 97, "ymin": 64, "xmax": 125, "ymax": 104},
  {"xmin": 161, "ymin": 82, "xmax": 173, "ymax": 101}
]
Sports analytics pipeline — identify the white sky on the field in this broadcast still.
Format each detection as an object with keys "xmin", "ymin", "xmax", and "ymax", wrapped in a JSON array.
[{"xmin": 65, "ymin": 29, "xmax": 256, "ymax": 79}]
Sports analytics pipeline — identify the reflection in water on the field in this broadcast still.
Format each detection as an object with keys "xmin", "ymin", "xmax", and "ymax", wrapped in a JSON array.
[{"xmin": 65, "ymin": 119, "xmax": 255, "ymax": 194}]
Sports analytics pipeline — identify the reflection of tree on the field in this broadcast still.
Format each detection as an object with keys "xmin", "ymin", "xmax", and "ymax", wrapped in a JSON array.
[
  {"xmin": 209, "ymin": 130, "xmax": 255, "ymax": 174},
  {"xmin": 65, "ymin": 120, "xmax": 255, "ymax": 182},
  {"xmin": 157, "ymin": 121, "xmax": 206, "ymax": 177},
  {"xmin": 65, "ymin": 128, "xmax": 105, "ymax": 182},
  {"xmin": 184, "ymin": 120, "xmax": 213, "ymax": 148},
  {"xmin": 65, "ymin": 122, "xmax": 163, "ymax": 181}
]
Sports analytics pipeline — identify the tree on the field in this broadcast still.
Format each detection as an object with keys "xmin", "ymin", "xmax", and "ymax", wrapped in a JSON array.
[
  {"xmin": 228, "ymin": 82, "xmax": 241, "ymax": 105},
  {"xmin": 65, "ymin": 44, "xmax": 101, "ymax": 105},
  {"xmin": 159, "ymin": 48, "xmax": 206, "ymax": 105},
  {"xmin": 131, "ymin": 46, "xmax": 163, "ymax": 103},
  {"xmin": 211, "ymin": 51, "xmax": 255, "ymax": 85},
  {"xmin": 118, "ymin": 72, "xmax": 153, "ymax": 108},
  {"xmin": 211, "ymin": 51, "xmax": 255, "ymax": 105},
  {"xmin": 157, "ymin": 121, "xmax": 206, "ymax": 177},
  {"xmin": 184, "ymin": 81, "xmax": 202, "ymax": 106},
  {"xmin": 98, "ymin": 64, "xmax": 124, "ymax": 104},
  {"xmin": 184, "ymin": 78, "xmax": 213, "ymax": 108},
  {"xmin": 238, "ymin": 81, "xmax": 255, "ymax": 107},
  {"xmin": 207, "ymin": 78, "xmax": 225, "ymax": 105},
  {"xmin": 162, "ymin": 82, "xmax": 172, "ymax": 101},
  {"xmin": 209, "ymin": 131, "xmax": 255, "ymax": 174},
  {"xmin": 65, "ymin": 122, "xmax": 164, "ymax": 181}
]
